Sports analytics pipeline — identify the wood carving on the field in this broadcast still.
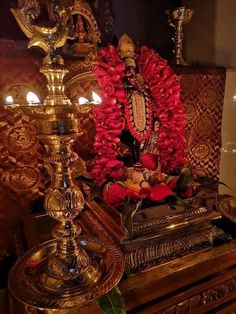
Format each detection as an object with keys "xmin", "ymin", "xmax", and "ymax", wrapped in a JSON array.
[
  {"xmin": 82, "ymin": 209, "xmax": 117, "ymax": 245},
  {"xmin": 160, "ymin": 277, "xmax": 236, "ymax": 314}
]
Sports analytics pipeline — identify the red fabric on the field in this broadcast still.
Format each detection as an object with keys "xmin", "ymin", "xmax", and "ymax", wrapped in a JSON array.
[{"xmin": 174, "ymin": 66, "xmax": 226, "ymax": 179}]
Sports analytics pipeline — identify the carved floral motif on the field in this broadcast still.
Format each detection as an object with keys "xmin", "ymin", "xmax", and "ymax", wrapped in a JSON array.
[{"xmin": 160, "ymin": 276, "xmax": 236, "ymax": 313}]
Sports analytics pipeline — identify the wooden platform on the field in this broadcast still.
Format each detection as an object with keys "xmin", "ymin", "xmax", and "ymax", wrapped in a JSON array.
[{"xmin": 120, "ymin": 239, "xmax": 236, "ymax": 313}]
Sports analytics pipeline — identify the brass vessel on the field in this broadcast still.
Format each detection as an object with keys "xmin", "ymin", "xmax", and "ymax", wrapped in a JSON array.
[
  {"xmin": 8, "ymin": 1, "xmax": 124, "ymax": 311},
  {"xmin": 166, "ymin": 7, "xmax": 193, "ymax": 65}
]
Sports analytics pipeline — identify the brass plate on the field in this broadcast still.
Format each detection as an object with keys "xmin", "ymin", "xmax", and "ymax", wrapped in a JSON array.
[
  {"xmin": 9, "ymin": 236, "xmax": 124, "ymax": 310},
  {"xmin": 218, "ymin": 197, "xmax": 236, "ymax": 223}
]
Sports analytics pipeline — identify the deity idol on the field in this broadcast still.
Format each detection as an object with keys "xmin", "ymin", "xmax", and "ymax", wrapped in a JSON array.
[{"xmin": 91, "ymin": 34, "xmax": 191, "ymax": 209}]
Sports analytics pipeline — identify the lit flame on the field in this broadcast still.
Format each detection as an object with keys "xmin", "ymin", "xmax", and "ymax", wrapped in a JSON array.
[
  {"xmin": 26, "ymin": 91, "xmax": 40, "ymax": 104},
  {"xmin": 92, "ymin": 91, "xmax": 102, "ymax": 104},
  {"xmin": 6, "ymin": 95, "xmax": 14, "ymax": 104},
  {"xmin": 78, "ymin": 92, "xmax": 101, "ymax": 105},
  {"xmin": 78, "ymin": 97, "xmax": 89, "ymax": 105}
]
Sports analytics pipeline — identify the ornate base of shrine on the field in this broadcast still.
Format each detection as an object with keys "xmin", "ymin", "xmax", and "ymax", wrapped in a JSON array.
[
  {"xmin": 82, "ymin": 189, "xmax": 225, "ymax": 275},
  {"xmin": 10, "ymin": 203, "xmax": 236, "ymax": 313},
  {"xmin": 124, "ymin": 223, "xmax": 224, "ymax": 274}
]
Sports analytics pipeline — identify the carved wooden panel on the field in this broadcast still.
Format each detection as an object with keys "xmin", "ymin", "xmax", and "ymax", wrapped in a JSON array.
[{"xmin": 158, "ymin": 273, "xmax": 236, "ymax": 314}]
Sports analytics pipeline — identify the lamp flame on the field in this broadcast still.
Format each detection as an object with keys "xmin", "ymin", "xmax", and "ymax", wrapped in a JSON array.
[
  {"xmin": 26, "ymin": 92, "xmax": 40, "ymax": 104},
  {"xmin": 78, "ymin": 97, "xmax": 89, "ymax": 105},
  {"xmin": 92, "ymin": 91, "xmax": 102, "ymax": 104},
  {"xmin": 6, "ymin": 95, "xmax": 14, "ymax": 104}
]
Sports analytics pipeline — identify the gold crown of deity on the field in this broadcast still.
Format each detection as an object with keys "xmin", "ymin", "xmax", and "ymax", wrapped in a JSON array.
[{"xmin": 118, "ymin": 34, "xmax": 136, "ymax": 68}]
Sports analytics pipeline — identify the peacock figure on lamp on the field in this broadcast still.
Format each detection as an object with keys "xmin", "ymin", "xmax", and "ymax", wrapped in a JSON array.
[{"xmin": 8, "ymin": 1, "xmax": 124, "ymax": 311}]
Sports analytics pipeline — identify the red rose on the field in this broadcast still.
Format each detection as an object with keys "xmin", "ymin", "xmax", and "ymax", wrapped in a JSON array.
[
  {"xmin": 103, "ymin": 82, "xmax": 115, "ymax": 96},
  {"xmin": 98, "ymin": 75, "xmax": 112, "ymax": 88},
  {"xmin": 140, "ymin": 152, "xmax": 159, "ymax": 171},
  {"xmin": 150, "ymin": 184, "xmax": 174, "ymax": 201},
  {"xmin": 116, "ymin": 63, "xmax": 126, "ymax": 72},
  {"xmin": 102, "ymin": 183, "xmax": 127, "ymax": 207},
  {"xmin": 139, "ymin": 188, "xmax": 151, "ymax": 199},
  {"xmin": 109, "ymin": 167, "xmax": 125, "ymax": 180},
  {"xmin": 95, "ymin": 66, "xmax": 108, "ymax": 77},
  {"xmin": 106, "ymin": 160, "xmax": 123, "ymax": 169}
]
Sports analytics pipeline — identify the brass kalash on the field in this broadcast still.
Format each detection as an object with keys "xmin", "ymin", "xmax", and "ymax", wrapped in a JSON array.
[{"xmin": 8, "ymin": 1, "xmax": 124, "ymax": 311}]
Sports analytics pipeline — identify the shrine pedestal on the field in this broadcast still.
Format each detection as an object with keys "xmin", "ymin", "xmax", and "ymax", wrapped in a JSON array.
[
  {"xmin": 119, "ymin": 239, "xmax": 236, "ymax": 313},
  {"xmin": 12, "ymin": 200, "xmax": 236, "ymax": 314},
  {"xmin": 81, "ymin": 188, "xmax": 225, "ymax": 275}
]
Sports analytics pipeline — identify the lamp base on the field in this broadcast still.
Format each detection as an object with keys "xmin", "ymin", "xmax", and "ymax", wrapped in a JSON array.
[{"xmin": 9, "ymin": 236, "xmax": 124, "ymax": 310}]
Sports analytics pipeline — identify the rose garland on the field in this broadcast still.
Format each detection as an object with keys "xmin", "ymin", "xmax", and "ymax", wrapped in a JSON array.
[
  {"xmin": 92, "ymin": 45, "xmax": 186, "ymax": 185},
  {"xmin": 92, "ymin": 45, "xmax": 127, "ymax": 185},
  {"xmin": 138, "ymin": 46, "xmax": 186, "ymax": 173}
]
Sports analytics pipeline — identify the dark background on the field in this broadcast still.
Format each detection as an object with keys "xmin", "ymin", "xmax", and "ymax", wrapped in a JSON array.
[{"xmin": 0, "ymin": 0, "xmax": 184, "ymax": 61}]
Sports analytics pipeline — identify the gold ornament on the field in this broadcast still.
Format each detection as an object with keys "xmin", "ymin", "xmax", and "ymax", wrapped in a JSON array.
[
  {"xmin": 118, "ymin": 33, "xmax": 136, "ymax": 68},
  {"xmin": 166, "ymin": 7, "xmax": 193, "ymax": 65}
]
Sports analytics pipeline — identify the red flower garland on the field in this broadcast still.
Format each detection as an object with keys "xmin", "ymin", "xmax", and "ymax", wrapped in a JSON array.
[
  {"xmin": 138, "ymin": 46, "xmax": 186, "ymax": 173},
  {"xmin": 92, "ymin": 45, "xmax": 127, "ymax": 185},
  {"xmin": 92, "ymin": 45, "xmax": 186, "ymax": 185}
]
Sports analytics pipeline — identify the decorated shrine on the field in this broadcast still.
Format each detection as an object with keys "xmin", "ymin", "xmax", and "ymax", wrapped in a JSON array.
[{"xmin": 0, "ymin": 1, "xmax": 236, "ymax": 314}]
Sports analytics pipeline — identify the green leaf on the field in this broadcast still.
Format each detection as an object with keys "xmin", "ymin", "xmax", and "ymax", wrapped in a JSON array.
[
  {"xmin": 165, "ymin": 175, "xmax": 175, "ymax": 185},
  {"xmin": 194, "ymin": 176, "xmax": 232, "ymax": 190},
  {"xmin": 122, "ymin": 198, "xmax": 142, "ymax": 237},
  {"xmin": 175, "ymin": 167, "xmax": 193, "ymax": 193},
  {"xmin": 165, "ymin": 195, "xmax": 193, "ymax": 210},
  {"xmin": 97, "ymin": 286, "xmax": 126, "ymax": 314}
]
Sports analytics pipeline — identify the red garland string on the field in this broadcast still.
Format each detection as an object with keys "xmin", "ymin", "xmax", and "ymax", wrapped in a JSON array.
[
  {"xmin": 92, "ymin": 45, "xmax": 186, "ymax": 185},
  {"xmin": 138, "ymin": 46, "xmax": 186, "ymax": 173},
  {"xmin": 92, "ymin": 45, "xmax": 127, "ymax": 185}
]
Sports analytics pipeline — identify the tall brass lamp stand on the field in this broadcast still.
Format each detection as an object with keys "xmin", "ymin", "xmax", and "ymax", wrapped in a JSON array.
[{"xmin": 7, "ymin": 5, "xmax": 124, "ymax": 312}]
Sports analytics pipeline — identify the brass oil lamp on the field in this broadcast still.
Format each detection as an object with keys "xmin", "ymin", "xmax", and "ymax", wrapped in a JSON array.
[
  {"xmin": 166, "ymin": 7, "xmax": 193, "ymax": 65},
  {"xmin": 7, "ymin": 2, "xmax": 124, "ymax": 311}
]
